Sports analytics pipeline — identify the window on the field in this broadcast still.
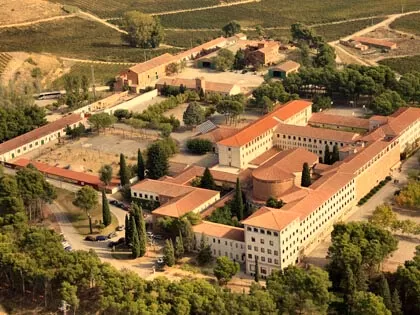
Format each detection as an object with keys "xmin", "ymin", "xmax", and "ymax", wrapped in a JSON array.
[
  {"xmin": 261, "ymin": 257, "xmax": 265, "ymax": 262},
  {"xmin": 213, "ymin": 238, "xmax": 215, "ymax": 243},
  {"xmin": 261, "ymin": 267, "xmax": 267, "ymax": 275},
  {"xmin": 248, "ymin": 245, "xmax": 251, "ymax": 250},
  {"xmin": 228, "ymin": 148, "xmax": 231, "ymax": 151},
  {"xmin": 253, "ymin": 228, "xmax": 258, "ymax": 232},
  {"xmin": 248, "ymin": 254, "xmax": 252, "ymax": 259},
  {"xmin": 267, "ymin": 249, "xmax": 272, "ymax": 254},
  {"xmin": 139, "ymin": 193, "xmax": 143, "ymax": 198},
  {"xmin": 260, "ymin": 239, "xmax": 265, "ymax": 244},
  {"xmin": 260, "ymin": 229, "xmax": 265, "ymax": 234},
  {"xmin": 269, "ymin": 240, "xmax": 274, "ymax": 246},
  {"xmin": 133, "ymin": 192, "xmax": 137, "ymax": 197},
  {"xmin": 267, "ymin": 231, "xmax": 272, "ymax": 235},
  {"xmin": 155, "ymin": 196, "xmax": 159, "ymax": 201},
  {"xmin": 274, "ymin": 259, "xmax": 279, "ymax": 265},
  {"xmin": 274, "ymin": 250, "xmax": 278, "ymax": 256},
  {"xmin": 251, "ymin": 237, "xmax": 255, "ymax": 242},
  {"xmin": 247, "ymin": 227, "xmax": 251, "ymax": 231},
  {"xmin": 145, "ymin": 194, "xmax": 148, "ymax": 199},
  {"xmin": 268, "ymin": 258, "xmax": 272, "ymax": 263},
  {"xmin": 218, "ymin": 240, "xmax": 220, "ymax": 244},
  {"xmin": 274, "ymin": 232, "xmax": 278, "ymax": 236}
]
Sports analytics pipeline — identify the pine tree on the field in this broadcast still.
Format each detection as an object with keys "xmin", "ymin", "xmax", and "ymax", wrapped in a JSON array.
[
  {"xmin": 199, "ymin": 167, "xmax": 216, "ymax": 190},
  {"xmin": 131, "ymin": 217, "xmax": 140, "ymax": 259},
  {"xmin": 119, "ymin": 153, "xmax": 130, "ymax": 186},
  {"xmin": 175, "ymin": 233, "xmax": 184, "ymax": 259},
  {"xmin": 136, "ymin": 204, "xmax": 147, "ymax": 257},
  {"xmin": 332, "ymin": 144, "xmax": 340, "ymax": 164},
  {"xmin": 163, "ymin": 239, "xmax": 175, "ymax": 266},
  {"xmin": 254, "ymin": 256, "xmax": 260, "ymax": 282},
  {"xmin": 125, "ymin": 214, "xmax": 131, "ymax": 246},
  {"xmin": 102, "ymin": 190, "xmax": 112, "ymax": 226},
  {"xmin": 197, "ymin": 233, "xmax": 213, "ymax": 265},
  {"xmin": 324, "ymin": 144, "xmax": 331, "ymax": 165},
  {"xmin": 378, "ymin": 273, "xmax": 392, "ymax": 311},
  {"xmin": 137, "ymin": 149, "xmax": 145, "ymax": 180},
  {"xmin": 231, "ymin": 178, "xmax": 244, "ymax": 220},
  {"xmin": 180, "ymin": 218, "xmax": 194, "ymax": 253},
  {"xmin": 391, "ymin": 289, "xmax": 403, "ymax": 315},
  {"xmin": 301, "ymin": 162, "xmax": 311, "ymax": 187},
  {"xmin": 146, "ymin": 143, "xmax": 169, "ymax": 179}
]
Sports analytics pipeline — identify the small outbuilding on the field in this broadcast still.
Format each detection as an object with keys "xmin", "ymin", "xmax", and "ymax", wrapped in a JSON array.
[{"xmin": 269, "ymin": 60, "xmax": 300, "ymax": 79}]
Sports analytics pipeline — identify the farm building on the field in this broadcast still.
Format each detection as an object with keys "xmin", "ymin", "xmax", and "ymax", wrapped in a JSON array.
[
  {"xmin": 269, "ymin": 60, "xmax": 301, "ymax": 79},
  {"xmin": 156, "ymin": 77, "xmax": 241, "ymax": 95},
  {"xmin": 352, "ymin": 37, "xmax": 397, "ymax": 50}
]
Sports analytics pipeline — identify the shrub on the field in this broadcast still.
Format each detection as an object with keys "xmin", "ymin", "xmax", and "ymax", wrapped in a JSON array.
[{"xmin": 186, "ymin": 139, "xmax": 213, "ymax": 154}]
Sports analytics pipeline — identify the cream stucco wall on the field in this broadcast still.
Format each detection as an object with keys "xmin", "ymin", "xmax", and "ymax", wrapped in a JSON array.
[{"xmin": 195, "ymin": 232, "xmax": 246, "ymax": 262}]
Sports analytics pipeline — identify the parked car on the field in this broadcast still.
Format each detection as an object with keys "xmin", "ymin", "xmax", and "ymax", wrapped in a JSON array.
[
  {"xmin": 96, "ymin": 235, "xmax": 107, "ymax": 241},
  {"xmin": 116, "ymin": 225, "xmax": 125, "ymax": 231},
  {"xmin": 64, "ymin": 246, "xmax": 72, "ymax": 252},
  {"xmin": 156, "ymin": 257, "xmax": 164, "ymax": 264},
  {"xmin": 108, "ymin": 237, "xmax": 125, "ymax": 248},
  {"xmin": 108, "ymin": 231, "xmax": 117, "ymax": 239},
  {"xmin": 109, "ymin": 199, "xmax": 119, "ymax": 206},
  {"xmin": 117, "ymin": 237, "xmax": 125, "ymax": 244},
  {"xmin": 121, "ymin": 204, "xmax": 130, "ymax": 211},
  {"xmin": 85, "ymin": 235, "xmax": 96, "ymax": 242}
]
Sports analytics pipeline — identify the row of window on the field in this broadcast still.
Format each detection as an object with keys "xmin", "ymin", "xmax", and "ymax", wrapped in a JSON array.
[
  {"xmin": 278, "ymin": 134, "xmax": 344, "ymax": 147},
  {"xmin": 246, "ymin": 226, "xmax": 279, "ymax": 236},
  {"xmin": 211, "ymin": 238, "xmax": 244, "ymax": 249},
  {"xmin": 132, "ymin": 192, "xmax": 159, "ymax": 201}
]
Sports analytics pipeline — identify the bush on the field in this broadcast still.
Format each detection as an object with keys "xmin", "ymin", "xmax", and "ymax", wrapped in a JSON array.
[
  {"xmin": 186, "ymin": 139, "xmax": 213, "ymax": 154},
  {"xmin": 133, "ymin": 198, "xmax": 160, "ymax": 210}
]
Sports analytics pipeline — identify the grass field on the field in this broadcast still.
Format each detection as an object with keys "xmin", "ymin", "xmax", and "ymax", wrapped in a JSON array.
[
  {"xmin": 52, "ymin": 63, "xmax": 127, "ymax": 89},
  {"xmin": 158, "ymin": 0, "xmax": 420, "ymax": 29},
  {"xmin": 390, "ymin": 12, "xmax": 420, "ymax": 36},
  {"xmin": 56, "ymin": 188, "xmax": 118, "ymax": 235},
  {"xmin": 50, "ymin": 0, "xmax": 221, "ymax": 17},
  {"xmin": 379, "ymin": 55, "xmax": 420, "ymax": 74},
  {"xmin": 0, "ymin": 17, "xmax": 179, "ymax": 62}
]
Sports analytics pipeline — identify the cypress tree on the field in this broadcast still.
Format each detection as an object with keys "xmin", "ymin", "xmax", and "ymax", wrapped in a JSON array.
[
  {"xmin": 231, "ymin": 178, "xmax": 244, "ymax": 220},
  {"xmin": 180, "ymin": 218, "xmax": 194, "ymax": 253},
  {"xmin": 332, "ymin": 144, "xmax": 340, "ymax": 164},
  {"xmin": 146, "ymin": 143, "xmax": 169, "ymax": 179},
  {"xmin": 254, "ymin": 256, "xmax": 260, "ymax": 282},
  {"xmin": 163, "ymin": 239, "xmax": 175, "ymax": 266},
  {"xmin": 301, "ymin": 162, "xmax": 311, "ymax": 187},
  {"xmin": 102, "ymin": 190, "xmax": 112, "ymax": 227},
  {"xmin": 378, "ymin": 274, "xmax": 392, "ymax": 311},
  {"xmin": 199, "ymin": 167, "xmax": 216, "ymax": 190},
  {"xmin": 135, "ymin": 204, "xmax": 147, "ymax": 257},
  {"xmin": 119, "ymin": 153, "xmax": 130, "ymax": 186},
  {"xmin": 131, "ymin": 217, "xmax": 140, "ymax": 258},
  {"xmin": 137, "ymin": 149, "xmax": 145, "ymax": 180},
  {"xmin": 391, "ymin": 289, "xmax": 402, "ymax": 315},
  {"xmin": 324, "ymin": 144, "xmax": 331, "ymax": 165},
  {"xmin": 175, "ymin": 233, "xmax": 184, "ymax": 259},
  {"xmin": 125, "ymin": 214, "xmax": 131, "ymax": 246}
]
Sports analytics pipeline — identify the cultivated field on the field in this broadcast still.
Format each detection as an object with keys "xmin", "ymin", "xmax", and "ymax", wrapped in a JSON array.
[
  {"xmin": 158, "ymin": 0, "xmax": 420, "ymax": 29},
  {"xmin": 0, "ymin": 0, "xmax": 63, "ymax": 25},
  {"xmin": 390, "ymin": 12, "xmax": 420, "ymax": 36},
  {"xmin": 0, "ymin": 17, "xmax": 179, "ymax": 62},
  {"xmin": 379, "ymin": 55, "xmax": 420, "ymax": 74},
  {"xmin": 49, "ymin": 0, "xmax": 221, "ymax": 17},
  {"xmin": 165, "ymin": 30, "xmax": 223, "ymax": 48}
]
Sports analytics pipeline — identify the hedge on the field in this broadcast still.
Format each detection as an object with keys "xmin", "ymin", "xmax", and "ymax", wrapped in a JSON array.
[
  {"xmin": 186, "ymin": 139, "xmax": 213, "ymax": 155},
  {"xmin": 357, "ymin": 176, "xmax": 392, "ymax": 206}
]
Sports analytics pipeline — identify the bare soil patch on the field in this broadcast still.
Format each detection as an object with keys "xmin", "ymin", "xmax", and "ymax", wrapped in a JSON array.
[{"xmin": 0, "ymin": 0, "xmax": 63, "ymax": 26}]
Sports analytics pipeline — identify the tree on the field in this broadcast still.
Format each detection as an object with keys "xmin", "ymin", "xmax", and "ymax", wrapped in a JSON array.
[
  {"xmin": 113, "ymin": 109, "xmax": 131, "ymax": 121},
  {"xmin": 390, "ymin": 289, "xmax": 402, "ymax": 315},
  {"xmin": 175, "ymin": 233, "xmax": 184, "ymax": 259},
  {"xmin": 301, "ymin": 162, "xmax": 311, "ymax": 187},
  {"xmin": 119, "ymin": 154, "xmax": 130, "ymax": 186},
  {"xmin": 313, "ymin": 43, "xmax": 336, "ymax": 68},
  {"xmin": 197, "ymin": 233, "xmax": 213, "ymax": 265},
  {"xmin": 332, "ymin": 144, "xmax": 340, "ymax": 164},
  {"xmin": 312, "ymin": 95, "xmax": 332, "ymax": 112},
  {"xmin": 369, "ymin": 204, "xmax": 397, "ymax": 229},
  {"xmin": 231, "ymin": 178, "xmax": 244, "ymax": 220},
  {"xmin": 351, "ymin": 291, "xmax": 391, "ymax": 315},
  {"xmin": 254, "ymin": 256, "xmax": 260, "ymax": 282},
  {"xmin": 99, "ymin": 164, "xmax": 113, "ymax": 187},
  {"xmin": 180, "ymin": 217, "xmax": 194, "ymax": 253},
  {"xmin": 370, "ymin": 90, "xmax": 406, "ymax": 116},
  {"xmin": 216, "ymin": 99, "xmax": 244, "ymax": 125},
  {"xmin": 137, "ymin": 149, "xmax": 145, "ymax": 180},
  {"xmin": 183, "ymin": 102, "xmax": 205, "ymax": 127},
  {"xmin": 146, "ymin": 142, "xmax": 169, "ymax": 179},
  {"xmin": 213, "ymin": 256, "xmax": 239, "ymax": 285},
  {"xmin": 214, "ymin": 49, "xmax": 235, "ymax": 71},
  {"xmin": 266, "ymin": 197, "xmax": 284, "ymax": 209},
  {"xmin": 222, "ymin": 20, "xmax": 241, "ymax": 37},
  {"xmin": 133, "ymin": 204, "xmax": 146, "ymax": 257},
  {"xmin": 59, "ymin": 281, "xmax": 79, "ymax": 315},
  {"xmin": 131, "ymin": 216, "xmax": 140, "ymax": 258},
  {"xmin": 233, "ymin": 48, "xmax": 246, "ymax": 70},
  {"xmin": 163, "ymin": 239, "xmax": 175, "ymax": 266},
  {"xmin": 121, "ymin": 11, "xmax": 164, "ymax": 48},
  {"xmin": 125, "ymin": 214, "xmax": 131, "ymax": 246},
  {"xmin": 87, "ymin": 113, "xmax": 116, "ymax": 133},
  {"xmin": 186, "ymin": 138, "xmax": 213, "ymax": 154},
  {"xmin": 102, "ymin": 191, "xmax": 111, "ymax": 227},
  {"xmin": 199, "ymin": 167, "xmax": 216, "ymax": 190},
  {"xmin": 73, "ymin": 186, "xmax": 98, "ymax": 234},
  {"xmin": 377, "ymin": 273, "xmax": 392, "ymax": 311},
  {"xmin": 324, "ymin": 144, "xmax": 331, "ymax": 165},
  {"xmin": 267, "ymin": 266, "xmax": 331, "ymax": 315}
]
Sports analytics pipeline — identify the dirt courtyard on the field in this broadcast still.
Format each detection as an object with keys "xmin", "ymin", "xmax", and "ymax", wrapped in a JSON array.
[
  {"xmin": 0, "ymin": 0, "xmax": 64, "ymax": 26},
  {"xmin": 28, "ymin": 130, "xmax": 154, "ymax": 175}
]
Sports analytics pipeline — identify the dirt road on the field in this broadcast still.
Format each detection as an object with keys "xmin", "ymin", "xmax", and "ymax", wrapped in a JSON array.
[{"xmin": 0, "ymin": 14, "xmax": 75, "ymax": 29}]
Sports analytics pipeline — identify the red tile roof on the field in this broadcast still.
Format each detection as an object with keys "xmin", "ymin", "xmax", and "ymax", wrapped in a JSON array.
[
  {"xmin": 128, "ymin": 53, "xmax": 175, "ymax": 74},
  {"xmin": 273, "ymin": 60, "xmax": 300, "ymax": 72},
  {"xmin": 241, "ymin": 206, "xmax": 301, "ymax": 231},
  {"xmin": 156, "ymin": 77, "xmax": 237, "ymax": 94},
  {"xmin": 276, "ymin": 124, "xmax": 360, "ymax": 142},
  {"xmin": 193, "ymin": 221, "xmax": 245, "ymax": 242},
  {"xmin": 195, "ymin": 126, "xmax": 239, "ymax": 143},
  {"xmin": 0, "ymin": 114, "xmax": 83, "ymax": 155},
  {"xmin": 218, "ymin": 100, "xmax": 312, "ymax": 147},
  {"xmin": 176, "ymin": 37, "xmax": 227, "ymax": 60},
  {"xmin": 352, "ymin": 37, "xmax": 397, "ymax": 49},
  {"xmin": 309, "ymin": 113, "xmax": 370, "ymax": 130}
]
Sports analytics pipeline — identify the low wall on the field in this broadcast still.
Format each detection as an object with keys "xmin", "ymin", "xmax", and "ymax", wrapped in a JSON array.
[
  {"xmin": 104, "ymin": 89, "xmax": 158, "ymax": 115},
  {"xmin": 73, "ymin": 91, "xmax": 129, "ymax": 114}
]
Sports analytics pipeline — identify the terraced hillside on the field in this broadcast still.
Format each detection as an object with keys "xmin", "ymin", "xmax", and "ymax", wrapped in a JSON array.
[{"xmin": 0, "ymin": 53, "xmax": 12, "ymax": 76}]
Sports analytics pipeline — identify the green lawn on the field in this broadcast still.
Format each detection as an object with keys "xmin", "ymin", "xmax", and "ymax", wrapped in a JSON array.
[
  {"xmin": 55, "ymin": 188, "xmax": 118, "ymax": 235},
  {"xmin": 390, "ymin": 12, "xmax": 420, "ymax": 36},
  {"xmin": 52, "ymin": 63, "xmax": 127, "ymax": 89},
  {"xmin": 49, "ymin": 0, "xmax": 221, "ymax": 17},
  {"xmin": 0, "ymin": 17, "xmax": 179, "ymax": 62},
  {"xmin": 379, "ymin": 55, "xmax": 420, "ymax": 74},
  {"xmin": 158, "ymin": 0, "xmax": 420, "ymax": 29}
]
